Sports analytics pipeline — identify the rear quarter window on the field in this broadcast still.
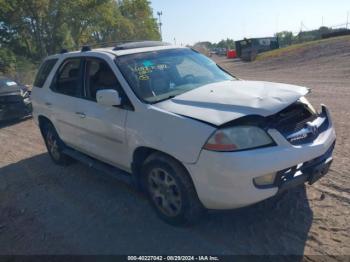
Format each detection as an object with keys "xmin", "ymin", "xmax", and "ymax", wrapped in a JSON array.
[{"xmin": 34, "ymin": 59, "xmax": 58, "ymax": 88}]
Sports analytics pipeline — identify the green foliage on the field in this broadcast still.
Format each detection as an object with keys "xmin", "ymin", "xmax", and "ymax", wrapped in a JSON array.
[
  {"xmin": 0, "ymin": 0, "xmax": 160, "ymax": 61},
  {"xmin": 293, "ymin": 27, "xmax": 333, "ymax": 44},
  {"xmin": 275, "ymin": 27, "xmax": 342, "ymax": 47},
  {"xmin": 256, "ymin": 35, "xmax": 350, "ymax": 61},
  {"xmin": 194, "ymin": 38, "xmax": 236, "ymax": 51},
  {"xmin": 13, "ymin": 57, "xmax": 38, "ymax": 84},
  {"xmin": 0, "ymin": 47, "xmax": 16, "ymax": 75},
  {"xmin": 0, "ymin": 47, "xmax": 37, "ymax": 83},
  {"xmin": 119, "ymin": 0, "xmax": 160, "ymax": 41},
  {"xmin": 216, "ymin": 38, "xmax": 235, "ymax": 49},
  {"xmin": 275, "ymin": 31, "xmax": 294, "ymax": 47}
]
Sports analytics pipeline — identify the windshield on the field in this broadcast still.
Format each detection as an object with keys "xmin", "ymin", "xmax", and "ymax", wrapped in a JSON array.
[
  {"xmin": 0, "ymin": 79, "xmax": 18, "ymax": 88},
  {"xmin": 116, "ymin": 48, "xmax": 235, "ymax": 103}
]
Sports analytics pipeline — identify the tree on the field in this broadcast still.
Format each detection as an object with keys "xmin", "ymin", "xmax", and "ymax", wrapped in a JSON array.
[
  {"xmin": 119, "ymin": 0, "xmax": 160, "ymax": 41},
  {"xmin": 0, "ymin": 47, "xmax": 16, "ymax": 75},
  {"xmin": 275, "ymin": 31, "xmax": 294, "ymax": 47},
  {"xmin": 0, "ymin": 0, "xmax": 161, "ymax": 61},
  {"xmin": 216, "ymin": 38, "xmax": 235, "ymax": 49}
]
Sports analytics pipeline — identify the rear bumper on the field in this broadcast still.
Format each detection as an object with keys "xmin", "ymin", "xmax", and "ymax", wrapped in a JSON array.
[{"xmin": 185, "ymin": 105, "xmax": 336, "ymax": 209}]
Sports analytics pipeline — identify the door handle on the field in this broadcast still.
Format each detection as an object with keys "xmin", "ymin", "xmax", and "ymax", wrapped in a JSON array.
[
  {"xmin": 45, "ymin": 102, "xmax": 52, "ymax": 107},
  {"xmin": 75, "ymin": 112, "xmax": 86, "ymax": 118}
]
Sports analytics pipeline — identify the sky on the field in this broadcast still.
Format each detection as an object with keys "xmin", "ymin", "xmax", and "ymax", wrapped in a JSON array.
[{"xmin": 150, "ymin": 0, "xmax": 350, "ymax": 45}]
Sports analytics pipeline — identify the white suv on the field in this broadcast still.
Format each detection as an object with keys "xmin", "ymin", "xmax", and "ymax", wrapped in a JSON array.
[{"xmin": 32, "ymin": 41, "xmax": 336, "ymax": 225}]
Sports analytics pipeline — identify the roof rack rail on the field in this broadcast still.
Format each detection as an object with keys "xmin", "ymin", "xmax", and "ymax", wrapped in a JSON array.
[
  {"xmin": 112, "ymin": 41, "xmax": 170, "ymax": 51},
  {"xmin": 81, "ymin": 45, "xmax": 92, "ymax": 52},
  {"xmin": 81, "ymin": 40, "xmax": 170, "ymax": 51},
  {"xmin": 80, "ymin": 40, "xmax": 141, "ymax": 50},
  {"xmin": 60, "ymin": 48, "xmax": 68, "ymax": 54}
]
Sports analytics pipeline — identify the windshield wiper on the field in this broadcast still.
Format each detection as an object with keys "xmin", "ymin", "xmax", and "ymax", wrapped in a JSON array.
[{"xmin": 151, "ymin": 94, "xmax": 178, "ymax": 104}]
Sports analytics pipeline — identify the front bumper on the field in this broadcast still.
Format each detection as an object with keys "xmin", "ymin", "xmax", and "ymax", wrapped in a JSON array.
[
  {"xmin": 185, "ymin": 105, "xmax": 336, "ymax": 209},
  {"xmin": 273, "ymin": 141, "xmax": 334, "ymax": 193},
  {"xmin": 0, "ymin": 97, "xmax": 32, "ymax": 121}
]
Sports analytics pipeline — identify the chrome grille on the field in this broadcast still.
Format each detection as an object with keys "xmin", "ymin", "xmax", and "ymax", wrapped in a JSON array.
[{"xmin": 268, "ymin": 101, "xmax": 326, "ymax": 145}]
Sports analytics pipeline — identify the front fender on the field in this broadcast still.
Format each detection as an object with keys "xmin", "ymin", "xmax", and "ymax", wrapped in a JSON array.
[{"xmin": 126, "ymin": 106, "xmax": 215, "ymax": 164}]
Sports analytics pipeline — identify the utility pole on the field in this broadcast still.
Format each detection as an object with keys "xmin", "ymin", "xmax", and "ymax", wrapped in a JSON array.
[{"xmin": 157, "ymin": 11, "xmax": 163, "ymax": 40}]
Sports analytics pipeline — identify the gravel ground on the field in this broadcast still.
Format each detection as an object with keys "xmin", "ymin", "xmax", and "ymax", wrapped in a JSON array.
[{"xmin": 0, "ymin": 37, "xmax": 349, "ymax": 257}]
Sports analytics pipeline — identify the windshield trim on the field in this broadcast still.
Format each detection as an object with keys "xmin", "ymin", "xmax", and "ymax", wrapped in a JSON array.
[{"xmin": 113, "ymin": 48, "xmax": 237, "ymax": 104}]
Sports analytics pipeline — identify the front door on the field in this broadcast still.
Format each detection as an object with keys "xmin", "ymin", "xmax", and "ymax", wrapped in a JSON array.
[{"xmin": 71, "ymin": 57, "xmax": 130, "ymax": 170}]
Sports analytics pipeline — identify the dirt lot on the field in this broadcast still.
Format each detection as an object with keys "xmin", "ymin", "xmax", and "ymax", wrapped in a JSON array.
[{"xmin": 0, "ymin": 37, "xmax": 349, "ymax": 257}]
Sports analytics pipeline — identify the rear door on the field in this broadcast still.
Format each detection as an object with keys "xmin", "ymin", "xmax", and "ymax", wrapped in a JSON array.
[
  {"xmin": 32, "ymin": 58, "xmax": 58, "ymax": 127},
  {"xmin": 47, "ymin": 58, "xmax": 88, "ymax": 149}
]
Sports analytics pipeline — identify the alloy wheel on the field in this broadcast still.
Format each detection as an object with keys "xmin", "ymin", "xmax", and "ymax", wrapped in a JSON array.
[
  {"xmin": 148, "ymin": 167, "xmax": 182, "ymax": 217},
  {"xmin": 46, "ymin": 130, "xmax": 60, "ymax": 161}
]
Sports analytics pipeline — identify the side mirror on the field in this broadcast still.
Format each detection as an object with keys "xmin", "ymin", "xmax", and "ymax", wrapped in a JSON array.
[{"xmin": 96, "ymin": 89, "xmax": 122, "ymax": 107}]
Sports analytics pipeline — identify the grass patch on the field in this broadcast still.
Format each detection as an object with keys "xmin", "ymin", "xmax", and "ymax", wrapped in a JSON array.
[{"xmin": 256, "ymin": 35, "xmax": 350, "ymax": 61}]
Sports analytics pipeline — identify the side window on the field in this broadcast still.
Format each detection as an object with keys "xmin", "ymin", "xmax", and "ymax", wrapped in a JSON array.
[
  {"xmin": 52, "ymin": 58, "xmax": 83, "ymax": 97},
  {"xmin": 85, "ymin": 58, "xmax": 123, "ymax": 101},
  {"xmin": 33, "ymin": 59, "xmax": 58, "ymax": 88}
]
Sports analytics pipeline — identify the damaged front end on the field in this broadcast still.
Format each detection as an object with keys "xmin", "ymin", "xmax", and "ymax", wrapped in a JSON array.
[
  {"xmin": 0, "ymin": 88, "xmax": 32, "ymax": 121},
  {"xmin": 225, "ymin": 96, "xmax": 331, "ymax": 146},
  {"xmin": 266, "ymin": 98, "xmax": 331, "ymax": 145}
]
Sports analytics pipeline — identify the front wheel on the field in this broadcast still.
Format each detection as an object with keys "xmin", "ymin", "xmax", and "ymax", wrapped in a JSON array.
[{"xmin": 142, "ymin": 153, "xmax": 205, "ymax": 226}]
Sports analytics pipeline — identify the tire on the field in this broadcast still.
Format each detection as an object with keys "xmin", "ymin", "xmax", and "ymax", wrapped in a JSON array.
[
  {"xmin": 141, "ymin": 153, "xmax": 205, "ymax": 226},
  {"xmin": 41, "ymin": 122, "xmax": 73, "ymax": 166}
]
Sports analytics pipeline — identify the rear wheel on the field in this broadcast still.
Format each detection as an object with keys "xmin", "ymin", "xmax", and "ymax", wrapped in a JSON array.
[
  {"xmin": 142, "ymin": 153, "xmax": 204, "ymax": 226},
  {"xmin": 42, "ymin": 122, "xmax": 73, "ymax": 166}
]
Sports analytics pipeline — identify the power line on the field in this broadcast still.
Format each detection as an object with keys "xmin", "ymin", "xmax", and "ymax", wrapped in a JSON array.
[
  {"xmin": 291, "ymin": 18, "xmax": 348, "ymax": 36},
  {"xmin": 299, "ymin": 21, "xmax": 309, "ymax": 32}
]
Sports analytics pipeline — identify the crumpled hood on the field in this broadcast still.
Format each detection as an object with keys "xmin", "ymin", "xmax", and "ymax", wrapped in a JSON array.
[{"xmin": 155, "ymin": 80, "xmax": 308, "ymax": 126}]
